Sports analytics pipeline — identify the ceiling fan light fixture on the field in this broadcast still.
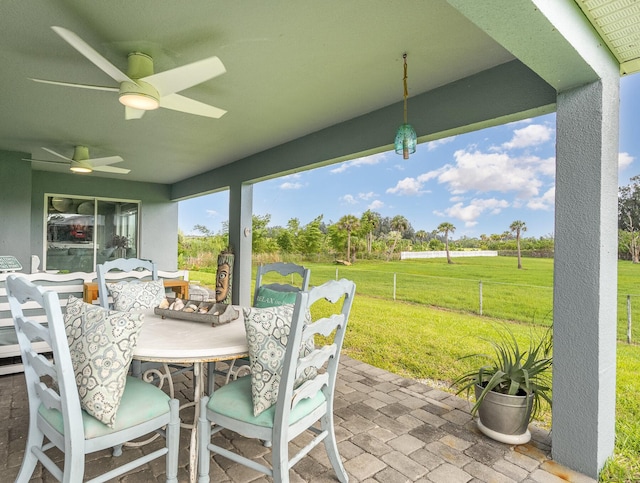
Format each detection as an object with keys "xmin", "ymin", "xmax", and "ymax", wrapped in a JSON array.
[
  {"xmin": 70, "ymin": 159, "xmax": 92, "ymax": 173},
  {"xmin": 119, "ymin": 80, "xmax": 160, "ymax": 110},
  {"xmin": 394, "ymin": 53, "xmax": 417, "ymax": 159}
]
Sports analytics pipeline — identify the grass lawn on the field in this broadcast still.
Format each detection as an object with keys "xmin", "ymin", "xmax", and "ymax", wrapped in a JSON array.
[{"xmin": 189, "ymin": 256, "xmax": 640, "ymax": 481}]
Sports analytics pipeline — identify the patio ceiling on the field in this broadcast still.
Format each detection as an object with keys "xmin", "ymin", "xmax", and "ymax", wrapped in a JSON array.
[
  {"xmin": 0, "ymin": 1, "xmax": 634, "ymax": 185},
  {"xmin": 576, "ymin": 0, "xmax": 640, "ymax": 74}
]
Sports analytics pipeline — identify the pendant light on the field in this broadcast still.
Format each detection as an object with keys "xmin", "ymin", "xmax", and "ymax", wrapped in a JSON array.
[{"xmin": 394, "ymin": 53, "xmax": 417, "ymax": 159}]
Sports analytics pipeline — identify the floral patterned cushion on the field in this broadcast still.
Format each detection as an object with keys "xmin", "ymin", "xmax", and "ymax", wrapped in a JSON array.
[
  {"xmin": 106, "ymin": 280, "xmax": 166, "ymax": 312},
  {"xmin": 242, "ymin": 304, "xmax": 316, "ymax": 417},
  {"xmin": 63, "ymin": 296, "xmax": 144, "ymax": 427}
]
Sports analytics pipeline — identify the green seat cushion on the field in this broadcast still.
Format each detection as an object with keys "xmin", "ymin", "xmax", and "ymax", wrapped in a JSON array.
[
  {"xmin": 208, "ymin": 375, "xmax": 325, "ymax": 428},
  {"xmin": 39, "ymin": 376, "xmax": 171, "ymax": 439}
]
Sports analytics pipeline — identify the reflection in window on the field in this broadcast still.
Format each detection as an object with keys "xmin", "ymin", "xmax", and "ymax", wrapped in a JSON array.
[{"xmin": 45, "ymin": 195, "xmax": 139, "ymax": 272}]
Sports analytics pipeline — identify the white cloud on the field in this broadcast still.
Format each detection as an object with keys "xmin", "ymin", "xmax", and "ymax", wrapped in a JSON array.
[
  {"xmin": 340, "ymin": 192, "xmax": 378, "ymax": 205},
  {"xmin": 368, "ymin": 200, "xmax": 384, "ymax": 210},
  {"xmin": 529, "ymin": 156, "xmax": 556, "ymax": 177},
  {"xmin": 386, "ymin": 177, "xmax": 426, "ymax": 196},
  {"xmin": 280, "ymin": 182, "xmax": 303, "ymax": 190},
  {"xmin": 330, "ymin": 153, "xmax": 387, "ymax": 174},
  {"xmin": 436, "ymin": 199, "xmax": 509, "ymax": 227},
  {"xmin": 205, "ymin": 209, "xmax": 218, "ymax": 217},
  {"xmin": 526, "ymin": 187, "xmax": 555, "ymax": 211},
  {"xmin": 619, "ymin": 152, "xmax": 634, "ymax": 171},
  {"xmin": 441, "ymin": 198, "xmax": 510, "ymax": 225},
  {"xmin": 427, "ymin": 136, "xmax": 457, "ymax": 151},
  {"xmin": 433, "ymin": 149, "xmax": 543, "ymax": 198},
  {"xmin": 417, "ymin": 169, "xmax": 443, "ymax": 183},
  {"xmin": 502, "ymin": 124, "xmax": 553, "ymax": 149},
  {"xmin": 449, "ymin": 196, "xmax": 464, "ymax": 202}
]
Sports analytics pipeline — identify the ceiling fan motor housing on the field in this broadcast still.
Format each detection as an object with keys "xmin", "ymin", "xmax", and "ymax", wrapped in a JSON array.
[{"xmin": 118, "ymin": 53, "xmax": 160, "ymax": 110}]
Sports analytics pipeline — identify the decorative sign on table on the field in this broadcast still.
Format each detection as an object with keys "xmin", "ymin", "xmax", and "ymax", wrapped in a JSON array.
[{"xmin": 154, "ymin": 297, "xmax": 239, "ymax": 326}]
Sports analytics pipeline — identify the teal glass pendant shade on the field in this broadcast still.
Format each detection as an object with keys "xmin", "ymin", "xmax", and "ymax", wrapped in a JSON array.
[
  {"xmin": 395, "ymin": 53, "xmax": 416, "ymax": 159},
  {"xmin": 395, "ymin": 123, "xmax": 417, "ymax": 159}
]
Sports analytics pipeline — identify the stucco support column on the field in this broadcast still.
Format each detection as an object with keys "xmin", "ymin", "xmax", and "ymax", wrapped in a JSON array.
[
  {"xmin": 228, "ymin": 182, "xmax": 253, "ymax": 306},
  {"xmin": 553, "ymin": 78, "xmax": 618, "ymax": 477},
  {"xmin": 1, "ymin": 151, "xmax": 32, "ymax": 271}
]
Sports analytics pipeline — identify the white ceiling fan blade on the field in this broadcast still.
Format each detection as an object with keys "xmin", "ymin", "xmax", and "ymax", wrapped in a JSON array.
[
  {"xmin": 41, "ymin": 147, "xmax": 72, "ymax": 161},
  {"xmin": 51, "ymin": 26, "xmax": 132, "ymax": 84},
  {"xmin": 160, "ymin": 93, "xmax": 227, "ymax": 118},
  {"xmin": 125, "ymin": 106, "xmax": 146, "ymax": 120},
  {"xmin": 30, "ymin": 78, "xmax": 118, "ymax": 92},
  {"xmin": 143, "ymin": 56, "xmax": 226, "ymax": 96},
  {"xmin": 87, "ymin": 155, "xmax": 124, "ymax": 167},
  {"xmin": 92, "ymin": 165, "xmax": 130, "ymax": 174},
  {"xmin": 25, "ymin": 158, "xmax": 69, "ymax": 165}
]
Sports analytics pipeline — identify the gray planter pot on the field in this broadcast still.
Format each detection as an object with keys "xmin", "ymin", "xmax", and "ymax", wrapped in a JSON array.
[{"xmin": 474, "ymin": 384, "xmax": 533, "ymax": 444}]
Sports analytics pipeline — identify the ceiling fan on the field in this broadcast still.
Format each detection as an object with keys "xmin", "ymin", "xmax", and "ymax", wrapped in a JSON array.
[
  {"xmin": 31, "ymin": 26, "xmax": 227, "ymax": 120},
  {"xmin": 28, "ymin": 146, "xmax": 130, "ymax": 174}
]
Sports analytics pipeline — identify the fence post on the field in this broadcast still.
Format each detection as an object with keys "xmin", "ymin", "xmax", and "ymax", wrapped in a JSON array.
[
  {"xmin": 627, "ymin": 295, "xmax": 632, "ymax": 344},
  {"xmin": 393, "ymin": 273, "xmax": 397, "ymax": 301},
  {"xmin": 479, "ymin": 280, "xmax": 483, "ymax": 316}
]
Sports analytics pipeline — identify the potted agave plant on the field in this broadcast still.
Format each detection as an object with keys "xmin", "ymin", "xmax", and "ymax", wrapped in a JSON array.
[{"xmin": 452, "ymin": 324, "xmax": 552, "ymax": 444}]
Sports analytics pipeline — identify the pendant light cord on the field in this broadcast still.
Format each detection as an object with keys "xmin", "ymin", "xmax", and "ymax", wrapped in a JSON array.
[{"xmin": 403, "ymin": 53, "xmax": 408, "ymax": 124}]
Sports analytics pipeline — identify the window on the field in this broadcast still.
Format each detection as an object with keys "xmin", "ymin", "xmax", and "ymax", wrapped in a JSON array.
[{"xmin": 45, "ymin": 195, "xmax": 140, "ymax": 272}]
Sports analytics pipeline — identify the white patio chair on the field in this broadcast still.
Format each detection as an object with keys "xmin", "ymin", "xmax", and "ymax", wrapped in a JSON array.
[
  {"xmin": 209, "ymin": 262, "xmax": 311, "ymax": 393},
  {"xmin": 197, "ymin": 278, "xmax": 356, "ymax": 483},
  {"xmin": 97, "ymin": 258, "xmax": 195, "ymax": 389},
  {"xmin": 6, "ymin": 274, "xmax": 180, "ymax": 483},
  {"xmin": 96, "ymin": 257, "xmax": 158, "ymax": 310}
]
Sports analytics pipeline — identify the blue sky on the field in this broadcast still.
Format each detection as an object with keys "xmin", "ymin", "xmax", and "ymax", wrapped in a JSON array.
[{"xmin": 179, "ymin": 74, "xmax": 640, "ymax": 239}]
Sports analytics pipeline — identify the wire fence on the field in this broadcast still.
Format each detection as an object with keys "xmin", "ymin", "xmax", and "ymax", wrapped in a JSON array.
[{"xmin": 328, "ymin": 267, "xmax": 640, "ymax": 344}]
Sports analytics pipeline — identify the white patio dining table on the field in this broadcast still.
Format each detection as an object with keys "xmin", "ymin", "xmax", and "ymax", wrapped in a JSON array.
[{"xmin": 133, "ymin": 307, "xmax": 249, "ymax": 483}]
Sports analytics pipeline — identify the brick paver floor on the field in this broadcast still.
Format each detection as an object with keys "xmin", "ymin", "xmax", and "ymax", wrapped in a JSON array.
[{"xmin": 0, "ymin": 356, "xmax": 596, "ymax": 482}]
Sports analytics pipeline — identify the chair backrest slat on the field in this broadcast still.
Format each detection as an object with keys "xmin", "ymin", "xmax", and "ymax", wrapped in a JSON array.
[
  {"xmin": 291, "ymin": 373, "xmax": 330, "ymax": 409},
  {"xmin": 303, "ymin": 314, "xmax": 345, "ymax": 339},
  {"xmin": 37, "ymin": 382, "xmax": 63, "ymax": 411},
  {"xmin": 27, "ymin": 351, "xmax": 56, "ymax": 379},
  {"xmin": 296, "ymin": 344, "xmax": 337, "ymax": 378},
  {"xmin": 253, "ymin": 262, "xmax": 311, "ymax": 306},
  {"xmin": 16, "ymin": 316, "xmax": 50, "ymax": 344}
]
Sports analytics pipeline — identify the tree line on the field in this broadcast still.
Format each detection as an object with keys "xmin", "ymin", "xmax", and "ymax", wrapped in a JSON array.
[
  {"xmin": 180, "ymin": 210, "xmax": 554, "ymax": 267},
  {"xmin": 178, "ymin": 175, "xmax": 640, "ymax": 269}
]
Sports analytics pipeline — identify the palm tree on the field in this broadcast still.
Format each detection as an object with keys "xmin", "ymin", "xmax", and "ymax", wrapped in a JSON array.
[
  {"xmin": 337, "ymin": 214, "xmax": 360, "ymax": 262},
  {"xmin": 437, "ymin": 222, "xmax": 456, "ymax": 264},
  {"xmin": 415, "ymin": 230, "xmax": 429, "ymax": 248},
  {"xmin": 386, "ymin": 215, "xmax": 409, "ymax": 260},
  {"xmin": 391, "ymin": 215, "xmax": 409, "ymax": 235},
  {"xmin": 509, "ymin": 220, "xmax": 527, "ymax": 269},
  {"xmin": 360, "ymin": 210, "xmax": 381, "ymax": 254}
]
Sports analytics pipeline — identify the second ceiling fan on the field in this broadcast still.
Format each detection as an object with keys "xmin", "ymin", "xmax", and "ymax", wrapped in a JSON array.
[
  {"xmin": 30, "ymin": 146, "xmax": 130, "ymax": 174},
  {"xmin": 32, "ymin": 26, "xmax": 227, "ymax": 120}
]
